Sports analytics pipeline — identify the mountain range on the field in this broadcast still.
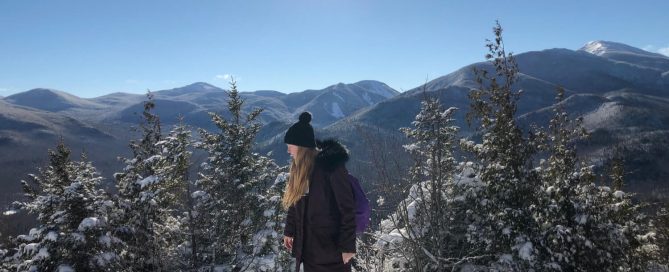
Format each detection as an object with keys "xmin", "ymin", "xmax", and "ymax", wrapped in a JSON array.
[{"xmin": 1, "ymin": 40, "xmax": 668, "ymax": 208}]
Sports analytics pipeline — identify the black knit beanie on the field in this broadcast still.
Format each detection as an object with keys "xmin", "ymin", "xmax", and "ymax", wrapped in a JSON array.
[{"xmin": 284, "ymin": 112, "xmax": 316, "ymax": 148}]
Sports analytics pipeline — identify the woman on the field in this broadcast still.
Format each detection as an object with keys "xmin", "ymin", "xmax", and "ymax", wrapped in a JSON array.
[{"xmin": 282, "ymin": 111, "xmax": 357, "ymax": 272}]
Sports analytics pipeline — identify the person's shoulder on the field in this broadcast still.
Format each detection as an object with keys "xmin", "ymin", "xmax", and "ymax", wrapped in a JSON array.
[{"xmin": 315, "ymin": 138, "xmax": 349, "ymax": 173}]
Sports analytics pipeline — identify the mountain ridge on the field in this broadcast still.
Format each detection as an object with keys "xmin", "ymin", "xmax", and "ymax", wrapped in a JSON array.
[{"xmin": 1, "ymin": 40, "xmax": 667, "ymax": 204}]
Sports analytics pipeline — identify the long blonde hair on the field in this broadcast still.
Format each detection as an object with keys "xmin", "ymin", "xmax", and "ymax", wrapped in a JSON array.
[{"xmin": 282, "ymin": 146, "xmax": 319, "ymax": 210}]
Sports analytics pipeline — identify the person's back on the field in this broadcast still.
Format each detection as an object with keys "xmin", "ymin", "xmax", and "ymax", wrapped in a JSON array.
[{"xmin": 281, "ymin": 112, "xmax": 356, "ymax": 272}]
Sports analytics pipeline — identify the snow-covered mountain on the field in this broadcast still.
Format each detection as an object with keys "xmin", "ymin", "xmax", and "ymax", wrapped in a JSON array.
[
  {"xmin": 290, "ymin": 80, "xmax": 398, "ymax": 127},
  {"xmin": 580, "ymin": 40, "xmax": 663, "ymax": 58},
  {"xmin": 0, "ymin": 80, "xmax": 400, "ymax": 200},
  {"xmin": 0, "ymin": 100, "xmax": 123, "ymax": 206},
  {"xmin": 320, "ymin": 41, "xmax": 669, "ymax": 199},
  {"xmin": 1, "ymin": 40, "xmax": 668, "ymax": 206},
  {"xmin": 4, "ymin": 88, "xmax": 104, "ymax": 112},
  {"xmin": 580, "ymin": 40, "xmax": 669, "ymax": 71}
]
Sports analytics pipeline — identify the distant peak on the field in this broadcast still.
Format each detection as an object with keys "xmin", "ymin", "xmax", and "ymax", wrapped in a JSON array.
[
  {"xmin": 11, "ymin": 88, "xmax": 75, "ymax": 99},
  {"xmin": 184, "ymin": 82, "xmax": 219, "ymax": 90},
  {"xmin": 26, "ymin": 88, "xmax": 61, "ymax": 94},
  {"xmin": 579, "ymin": 40, "xmax": 659, "ymax": 57},
  {"xmin": 354, "ymin": 80, "xmax": 384, "ymax": 85}
]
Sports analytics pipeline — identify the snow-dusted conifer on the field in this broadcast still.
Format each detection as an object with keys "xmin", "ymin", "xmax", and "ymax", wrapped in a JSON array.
[
  {"xmin": 249, "ymin": 170, "xmax": 294, "ymax": 271},
  {"xmin": 534, "ymin": 87, "xmax": 660, "ymax": 271},
  {"xmin": 460, "ymin": 21, "xmax": 542, "ymax": 270},
  {"xmin": 655, "ymin": 204, "xmax": 669, "ymax": 269},
  {"xmin": 376, "ymin": 94, "xmax": 464, "ymax": 270},
  {"xmin": 153, "ymin": 119, "xmax": 194, "ymax": 270},
  {"xmin": 10, "ymin": 141, "xmax": 120, "ymax": 271},
  {"xmin": 112, "ymin": 92, "xmax": 171, "ymax": 271},
  {"xmin": 0, "ymin": 238, "xmax": 8, "ymax": 269},
  {"xmin": 194, "ymin": 79, "xmax": 281, "ymax": 270}
]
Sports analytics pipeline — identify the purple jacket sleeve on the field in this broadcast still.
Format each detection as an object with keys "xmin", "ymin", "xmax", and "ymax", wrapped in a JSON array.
[
  {"xmin": 330, "ymin": 166, "xmax": 357, "ymax": 253},
  {"xmin": 283, "ymin": 204, "xmax": 296, "ymax": 237}
]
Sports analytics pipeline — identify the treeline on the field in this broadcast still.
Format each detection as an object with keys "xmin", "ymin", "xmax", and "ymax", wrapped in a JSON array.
[
  {"xmin": 361, "ymin": 23, "xmax": 669, "ymax": 271},
  {"xmin": 0, "ymin": 82, "xmax": 294, "ymax": 271},
  {"xmin": 1, "ymin": 23, "xmax": 668, "ymax": 272}
]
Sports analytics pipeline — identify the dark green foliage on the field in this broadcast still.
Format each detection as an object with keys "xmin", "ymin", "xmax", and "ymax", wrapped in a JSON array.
[
  {"xmin": 112, "ymin": 91, "xmax": 170, "ymax": 271},
  {"xmin": 194, "ymin": 79, "xmax": 281, "ymax": 269},
  {"xmin": 9, "ymin": 141, "xmax": 120, "ymax": 271},
  {"xmin": 460, "ymin": 21, "xmax": 542, "ymax": 270}
]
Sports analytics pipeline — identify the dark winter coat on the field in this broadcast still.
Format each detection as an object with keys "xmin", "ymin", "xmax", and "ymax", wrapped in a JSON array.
[{"xmin": 283, "ymin": 139, "xmax": 357, "ymax": 272}]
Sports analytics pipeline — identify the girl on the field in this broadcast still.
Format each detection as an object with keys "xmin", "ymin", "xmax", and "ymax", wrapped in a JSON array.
[{"xmin": 282, "ymin": 112, "xmax": 357, "ymax": 272}]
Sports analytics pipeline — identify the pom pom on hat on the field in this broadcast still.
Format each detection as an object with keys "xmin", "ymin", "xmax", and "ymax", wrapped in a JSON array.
[
  {"xmin": 298, "ymin": 111, "xmax": 312, "ymax": 123},
  {"xmin": 284, "ymin": 111, "xmax": 316, "ymax": 148}
]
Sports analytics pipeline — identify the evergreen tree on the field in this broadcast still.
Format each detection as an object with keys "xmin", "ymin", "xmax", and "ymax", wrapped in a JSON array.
[
  {"xmin": 533, "ymin": 86, "xmax": 590, "ymax": 270},
  {"xmin": 375, "ymin": 94, "xmax": 490, "ymax": 271},
  {"xmin": 10, "ymin": 141, "xmax": 120, "ymax": 271},
  {"xmin": 153, "ymin": 119, "xmax": 194, "ymax": 270},
  {"xmin": 655, "ymin": 203, "xmax": 669, "ymax": 269},
  {"xmin": 250, "ymin": 170, "xmax": 295, "ymax": 271},
  {"xmin": 0, "ymin": 241, "xmax": 10, "ymax": 271},
  {"xmin": 534, "ymin": 87, "xmax": 660, "ymax": 271},
  {"xmin": 392, "ymin": 95, "xmax": 463, "ymax": 270},
  {"xmin": 460, "ymin": 21, "xmax": 542, "ymax": 270},
  {"xmin": 194, "ymin": 79, "xmax": 280, "ymax": 270},
  {"xmin": 608, "ymin": 152, "xmax": 625, "ymax": 191},
  {"xmin": 112, "ymin": 92, "xmax": 173, "ymax": 271}
]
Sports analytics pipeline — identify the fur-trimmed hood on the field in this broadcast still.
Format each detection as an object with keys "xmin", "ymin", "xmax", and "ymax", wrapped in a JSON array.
[{"xmin": 315, "ymin": 138, "xmax": 350, "ymax": 173}]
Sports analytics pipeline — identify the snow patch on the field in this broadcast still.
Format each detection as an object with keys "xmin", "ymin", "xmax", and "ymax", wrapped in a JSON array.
[
  {"xmin": 35, "ymin": 247, "xmax": 50, "ymax": 259},
  {"xmin": 191, "ymin": 190, "xmax": 207, "ymax": 198},
  {"xmin": 333, "ymin": 92, "xmax": 344, "ymax": 101},
  {"xmin": 58, "ymin": 265, "xmax": 75, "ymax": 272},
  {"xmin": 2, "ymin": 209, "xmax": 17, "ymax": 216},
  {"xmin": 499, "ymin": 254, "xmax": 513, "ymax": 263},
  {"xmin": 23, "ymin": 243, "xmax": 39, "ymax": 254},
  {"xmin": 403, "ymin": 143, "xmax": 419, "ymax": 152},
  {"xmin": 78, "ymin": 217, "xmax": 101, "ymax": 231},
  {"xmin": 502, "ymin": 227, "xmax": 511, "ymax": 235},
  {"xmin": 613, "ymin": 190, "xmax": 625, "ymax": 199},
  {"xmin": 137, "ymin": 175, "xmax": 159, "ymax": 188},
  {"xmin": 582, "ymin": 41, "xmax": 608, "ymax": 56},
  {"xmin": 362, "ymin": 92, "xmax": 373, "ymax": 105},
  {"xmin": 99, "ymin": 235, "xmax": 112, "ymax": 247},
  {"xmin": 46, "ymin": 231, "xmax": 58, "ymax": 241},
  {"xmin": 330, "ymin": 102, "xmax": 345, "ymax": 118},
  {"xmin": 95, "ymin": 252, "xmax": 117, "ymax": 266},
  {"xmin": 518, "ymin": 242, "xmax": 534, "ymax": 261},
  {"xmin": 71, "ymin": 232, "xmax": 85, "ymax": 242}
]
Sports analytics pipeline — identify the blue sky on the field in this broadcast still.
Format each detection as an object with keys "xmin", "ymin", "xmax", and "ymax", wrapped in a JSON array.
[{"xmin": 1, "ymin": 0, "xmax": 668, "ymax": 98}]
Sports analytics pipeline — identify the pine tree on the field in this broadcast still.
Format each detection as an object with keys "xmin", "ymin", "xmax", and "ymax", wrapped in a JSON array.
[
  {"xmin": 194, "ymin": 79, "xmax": 280, "ymax": 270},
  {"xmin": 0, "ymin": 238, "xmax": 7, "ymax": 268},
  {"xmin": 655, "ymin": 203, "xmax": 669, "ymax": 269},
  {"xmin": 460, "ymin": 21, "xmax": 542, "ymax": 270},
  {"xmin": 153, "ymin": 119, "xmax": 194, "ymax": 270},
  {"xmin": 532, "ymin": 88, "xmax": 659, "ymax": 271},
  {"xmin": 10, "ymin": 141, "xmax": 121, "ymax": 271},
  {"xmin": 251, "ymin": 170, "xmax": 295, "ymax": 271},
  {"xmin": 112, "ymin": 92, "xmax": 173, "ymax": 271},
  {"xmin": 0, "ymin": 242, "xmax": 10, "ymax": 271},
  {"xmin": 389, "ymin": 94, "xmax": 463, "ymax": 270},
  {"xmin": 609, "ymin": 152, "xmax": 625, "ymax": 191}
]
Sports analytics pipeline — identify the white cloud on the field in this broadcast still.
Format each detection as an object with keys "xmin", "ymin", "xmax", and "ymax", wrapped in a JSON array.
[
  {"xmin": 215, "ymin": 74, "xmax": 231, "ymax": 80},
  {"xmin": 642, "ymin": 45, "xmax": 655, "ymax": 51},
  {"xmin": 214, "ymin": 74, "xmax": 242, "ymax": 83},
  {"xmin": 658, "ymin": 47, "xmax": 669, "ymax": 57}
]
